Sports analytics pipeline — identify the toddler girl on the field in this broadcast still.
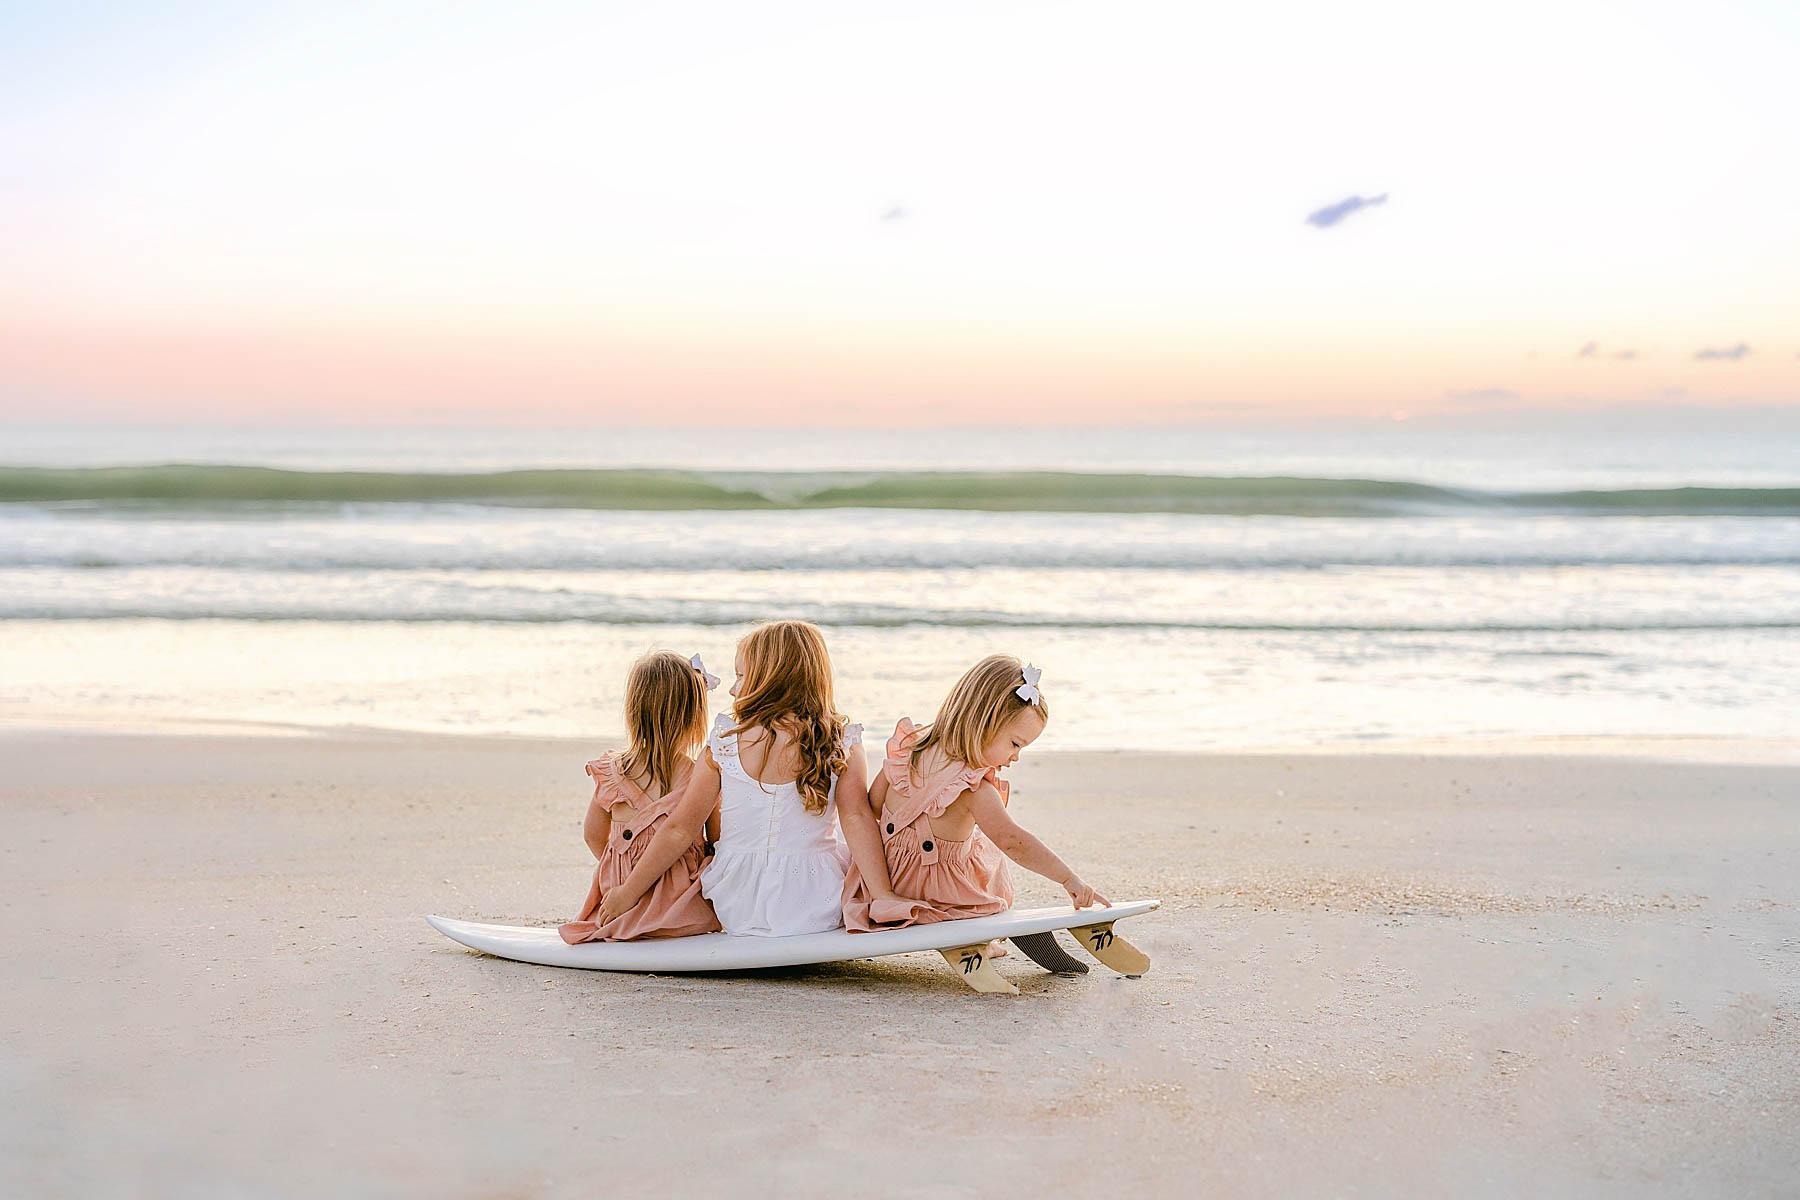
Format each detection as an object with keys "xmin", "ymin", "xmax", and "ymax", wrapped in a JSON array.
[
  {"xmin": 842, "ymin": 654, "xmax": 1108, "ymax": 932},
  {"xmin": 593, "ymin": 620, "xmax": 906, "ymax": 936},
  {"xmin": 559, "ymin": 651, "xmax": 722, "ymax": 943}
]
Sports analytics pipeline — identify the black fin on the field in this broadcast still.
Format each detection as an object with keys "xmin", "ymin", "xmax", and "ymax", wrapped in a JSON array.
[{"xmin": 1010, "ymin": 931, "xmax": 1089, "ymax": 974}]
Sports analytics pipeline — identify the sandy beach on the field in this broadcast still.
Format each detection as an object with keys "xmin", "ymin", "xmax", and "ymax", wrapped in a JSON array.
[
  {"xmin": 3, "ymin": 729, "xmax": 1795, "ymax": 1197},
  {"xmin": 9, "ymin": 2, "xmax": 1800, "ymax": 1195}
]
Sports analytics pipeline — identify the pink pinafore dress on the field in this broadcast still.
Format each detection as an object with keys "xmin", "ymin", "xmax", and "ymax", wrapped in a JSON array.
[
  {"xmin": 559, "ymin": 753, "xmax": 720, "ymax": 943},
  {"xmin": 841, "ymin": 717, "xmax": 1015, "ymax": 932}
]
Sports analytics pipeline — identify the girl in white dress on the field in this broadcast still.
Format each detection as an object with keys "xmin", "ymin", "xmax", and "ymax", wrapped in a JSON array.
[{"xmin": 594, "ymin": 620, "xmax": 910, "ymax": 936}]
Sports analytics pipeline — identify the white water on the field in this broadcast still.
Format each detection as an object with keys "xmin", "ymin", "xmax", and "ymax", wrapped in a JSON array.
[{"xmin": 3, "ymin": 424, "xmax": 1796, "ymax": 748}]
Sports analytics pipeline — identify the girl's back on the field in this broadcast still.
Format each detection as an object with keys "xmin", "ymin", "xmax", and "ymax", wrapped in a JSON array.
[
  {"xmin": 559, "ymin": 650, "xmax": 719, "ymax": 944},
  {"xmin": 842, "ymin": 655, "xmax": 1109, "ymax": 931},
  {"xmin": 701, "ymin": 713, "xmax": 862, "ymax": 936}
]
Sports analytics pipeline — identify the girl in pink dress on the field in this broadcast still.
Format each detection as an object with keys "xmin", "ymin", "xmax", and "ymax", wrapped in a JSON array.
[
  {"xmin": 559, "ymin": 651, "xmax": 723, "ymax": 943},
  {"xmin": 842, "ymin": 654, "xmax": 1109, "ymax": 932}
]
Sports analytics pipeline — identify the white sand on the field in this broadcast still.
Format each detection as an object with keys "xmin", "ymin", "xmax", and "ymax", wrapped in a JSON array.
[{"xmin": 2, "ymin": 731, "xmax": 1796, "ymax": 1197}]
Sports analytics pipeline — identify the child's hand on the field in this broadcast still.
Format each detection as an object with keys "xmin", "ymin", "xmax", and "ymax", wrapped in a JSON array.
[
  {"xmin": 594, "ymin": 889, "xmax": 633, "ymax": 927},
  {"xmin": 1063, "ymin": 876, "xmax": 1111, "ymax": 909}
]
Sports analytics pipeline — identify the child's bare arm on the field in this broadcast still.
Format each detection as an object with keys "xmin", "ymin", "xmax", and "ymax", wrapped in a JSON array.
[
  {"xmin": 594, "ymin": 752, "xmax": 721, "ymax": 925},
  {"xmin": 581, "ymin": 793, "xmax": 613, "ymax": 861},
  {"xmin": 836, "ymin": 751, "xmax": 907, "ymax": 901},
  {"xmin": 969, "ymin": 782, "xmax": 1110, "ymax": 908}
]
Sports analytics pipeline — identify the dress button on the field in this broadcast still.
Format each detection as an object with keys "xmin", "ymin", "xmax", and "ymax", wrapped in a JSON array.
[
  {"xmin": 622, "ymin": 829, "xmax": 632, "ymax": 840},
  {"xmin": 921, "ymin": 840, "xmax": 934, "ymax": 852},
  {"xmin": 886, "ymin": 823, "xmax": 895, "ymax": 834}
]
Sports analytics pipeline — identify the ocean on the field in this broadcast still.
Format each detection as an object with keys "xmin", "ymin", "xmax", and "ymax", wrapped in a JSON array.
[{"xmin": 3, "ymin": 424, "xmax": 1796, "ymax": 749}]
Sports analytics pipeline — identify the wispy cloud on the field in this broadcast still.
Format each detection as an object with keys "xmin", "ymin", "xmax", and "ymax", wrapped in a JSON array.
[
  {"xmin": 880, "ymin": 206, "xmax": 909, "ymax": 223},
  {"xmin": 1694, "ymin": 343, "xmax": 1751, "ymax": 361},
  {"xmin": 1576, "ymin": 341, "xmax": 1598, "ymax": 358},
  {"xmin": 1445, "ymin": 387, "xmax": 1520, "ymax": 405},
  {"xmin": 1613, "ymin": 350, "xmax": 1638, "ymax": 360},
  {"xmin": 1304, "ymin": 193, "xmax": 1388, "ymax": 228}
]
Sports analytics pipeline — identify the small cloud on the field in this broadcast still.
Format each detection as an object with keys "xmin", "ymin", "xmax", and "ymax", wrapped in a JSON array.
[
  {"xmin": 1577, "ymin": 341, "xmax": 1599, "ymax": 358},
  {"xmin": 881, "ymin": 206, "xmax": 909, "ymax": 223},
  {"xmin": 1694, "ymin": 343, "xmax": 1750, "ymax": 361},
  {"xmin": 1613, "ymin": 349, "xmax": 1638, "ymax": 360},
  {"xmin": 1445, "ymin": 387, "xmax": 1521, "ymax": 405},
  {"xmin": 1304, "ymin": 193, "xmax": 1388, "ymax": 228}
]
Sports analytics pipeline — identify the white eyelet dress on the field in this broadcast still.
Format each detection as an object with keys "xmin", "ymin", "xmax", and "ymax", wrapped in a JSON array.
[{"xmin": 699, "ymin": 713, "xmax": 864, "ymax": 936}]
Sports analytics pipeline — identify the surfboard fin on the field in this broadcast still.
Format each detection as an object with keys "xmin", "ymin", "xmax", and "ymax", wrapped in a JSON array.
[
  {"xmin": 1009, "ymin": 931, "xmax": 1089, "ymax": 974},
  {"xmin": 1067, "ymin": 921, "xmax": 1151, "ymax": 977},
  {"xmin": 938, "ymin": 944, "xmax": 1019, "ymax": 994}
]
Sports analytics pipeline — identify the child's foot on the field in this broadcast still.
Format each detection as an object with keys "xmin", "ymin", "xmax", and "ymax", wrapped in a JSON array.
[{"xmin": 986, "ymin": 939, "xmax": 1009, "ymax": 959}]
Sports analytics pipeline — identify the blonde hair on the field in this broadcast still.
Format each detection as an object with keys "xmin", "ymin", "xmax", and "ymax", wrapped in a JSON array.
[
  {"xmin": 730, "ymin": 621, "xmax": 847, "ymax": 815},
  {"xmin": 616, "ymin": 650, "xmax": 710, "ymax": 797},
  {"xmin": 913, "ymin": 654, "xmax": 1048, "ymax": 770}
]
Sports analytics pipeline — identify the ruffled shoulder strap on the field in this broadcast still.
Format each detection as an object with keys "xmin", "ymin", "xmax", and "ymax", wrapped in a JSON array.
[
  {"xmin": 879, "ymin": 718, "xmax": 986, "ymax": 825},
  {"xmin": 584, "ymin": 752, "xmax": 649, "ymax": 809},
  {"xmin": 840, "ymin": 721, "xmax": 864, "ymax": 751},
  {"xmin": 706, "ymin": 712, "xmax": 739, "ymax": 761},
  {"xmin": 883, "ymin": 716, "xmax": 922, "ymax": 765}
]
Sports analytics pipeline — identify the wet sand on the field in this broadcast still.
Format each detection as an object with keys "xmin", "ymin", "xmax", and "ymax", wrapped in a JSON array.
[{"xmin": 3, "ymin": 731, "xmax": 1796, "ymax": 1197}]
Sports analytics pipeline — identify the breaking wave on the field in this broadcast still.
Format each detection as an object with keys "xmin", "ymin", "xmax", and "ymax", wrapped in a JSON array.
[{"xmin": 5, "ymin": 465, "xmax": 1799, "ymax": 516}]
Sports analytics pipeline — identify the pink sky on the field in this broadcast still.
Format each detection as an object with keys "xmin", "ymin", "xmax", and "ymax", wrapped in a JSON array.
[{"xmin": 3, "ymin": 311, "xmax": 1795, "ymax": 428}]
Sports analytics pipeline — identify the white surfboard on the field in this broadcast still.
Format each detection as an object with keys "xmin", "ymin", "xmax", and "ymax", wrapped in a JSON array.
[{"xmin": 427, "ymin": 899, "xmax": 1158, "ymax": 994}]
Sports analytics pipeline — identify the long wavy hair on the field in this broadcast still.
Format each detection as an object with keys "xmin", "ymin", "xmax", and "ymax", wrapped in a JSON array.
[
  {"xmin": 615, "ymin": 650, "xmax": 710, "ymax": 797},
  {"xmin": 912, "ymin": 654, "xmax": 1048, "ymax": 771},
  {"xmin": 730, "ymin": 621, "xmax": 847, "ymax": 815}
]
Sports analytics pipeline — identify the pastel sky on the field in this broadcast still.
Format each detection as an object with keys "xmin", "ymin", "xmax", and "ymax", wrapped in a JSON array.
[{"xmin": 2, "ymin": 0, "xmax": 1797, "ymax": 427}]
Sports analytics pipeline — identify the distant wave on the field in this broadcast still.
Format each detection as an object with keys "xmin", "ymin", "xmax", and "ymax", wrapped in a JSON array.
[
  {"xmin": 5, "ymin": 465, "xmax": 1800, "ymax": 516},
  {"xmin": 0, "ymin": 465, "xmax": 777, "ymax": 509}
]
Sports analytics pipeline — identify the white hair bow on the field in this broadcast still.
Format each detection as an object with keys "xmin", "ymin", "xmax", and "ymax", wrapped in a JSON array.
[
  {"xmin": 1016, "ymin": 664, "xmax": 1043, "ymax": 705},
  {"xmin": 690, "ymin": 654, "xmax": 721, "ymax": 691}
]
